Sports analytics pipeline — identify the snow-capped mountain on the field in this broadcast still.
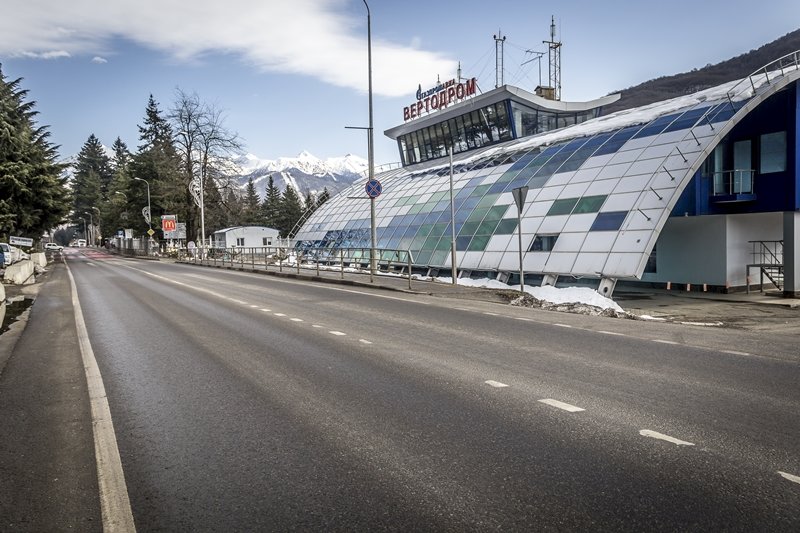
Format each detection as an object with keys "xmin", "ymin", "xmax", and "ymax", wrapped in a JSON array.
[{"xmin": 235, "ymin": 151, "xmax": 368, "ymax": 200}]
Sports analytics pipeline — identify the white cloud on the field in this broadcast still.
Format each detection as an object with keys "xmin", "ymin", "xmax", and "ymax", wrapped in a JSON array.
[
  {"xmin": 0, "ymin": 0, "xmax": 457, "ymax": 98},
  {"xmin": 17, "ymin": 50, "xmax": 71, "ymax": 59},
  {"xmin": 91, "ymin": 56, "xmax": 108, "ymax": 64}
]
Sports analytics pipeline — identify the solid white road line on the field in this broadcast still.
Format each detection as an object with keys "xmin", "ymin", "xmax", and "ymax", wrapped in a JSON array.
[
  {"xmin": 653, "ymin": 339, "xmax": 679, "ymax": 345},
  {"xmin": 555, "ymin": 323, "xmax": 572, "ymax": 328},
  {"xmin": 329, "ymin": 331, "xmax": 347, "ymax": 336},
  {"xmin": 639, "ymin": 429, "xmax": 694, "ymax": 446},
  {"xmin": 722, "ymin": 349, "xmax": 752, "ymax": 356},
  {"xmin": 778, "ymin": 471, "xmax": 800, "ymax": 484},
  {"xmin": 485, "ymin": 380, "xmax": 509, "ymax": 388},
  {"xmin": 538, "ymin": 399, "xmax": 585, "ymax": 412},
  {"xmin": 66, "ymin": 262, "xmax": 136, "ymax": 532},
  {"xmin": 483, "ymin": 312, "xmax": 499, "ymax": 316}
]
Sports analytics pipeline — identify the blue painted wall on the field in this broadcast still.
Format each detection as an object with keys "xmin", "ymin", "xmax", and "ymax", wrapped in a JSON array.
[{"xmin": 672, "ymin": 82, "xmax": 798, "ymax": 217}]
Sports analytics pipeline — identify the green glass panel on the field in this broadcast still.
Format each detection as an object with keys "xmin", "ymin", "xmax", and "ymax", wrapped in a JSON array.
[
  {"xmin": 573, "ymin": 195, "xmax": 607, "ymax": 214},
  {"xmin": 421, "ymin": 237, "xmax": 438, "ymax": 250},
  {"xmin": 466, "ymin": 207, "xmax": 490, "ymax": 222},
  {"xmin": 435, "ymin": 239, "xmax": 452, "ymax": 251},
  {"xmin": 410, "ymin": 235, "xmax": 427, "ymax": 249},
  {"xmin": 476, "ymin": 219, "xmax": 501, "ymax": 235},
  {"xmin": 430, "ymin": 251, "xmax": 448, "ymax": 265},
  {"xmin": 494, "ymin": 218, "xmax": 518, "ymax": 234},
  {"xmin": 471, "ymin": 184, "xmax": 491, "ymax": 196},
  {"xmin": 485, "ymin": 205, "xmax": 509, "ymax": 221},
  {"xmin": 418, "ymin": 224, "xmax": 434, "ymax": 237},
  {"xmin": 476, "ymin": 193, "xmax": 500, "ymax": 208},
  {"xmin": 431, "ymin": 223, "xmax": 448, "ymax": 239},
  {"xmin": 415, "ymin": 250, "xmax": 433, "ymax": 263},
  {"xmin": 459, "ymin": 221, "xmax": 480, "ymax": 235},
  {"xmin": 547, "ymin": 197, "xmax": 579, "ymax": 216},
  {"xmin": 408, "ymin": 204, "xmax": 424, "ymax": 214},
  {"xmin": 467, "ymin": 235, "xmax": 490, "ymax": 251}
]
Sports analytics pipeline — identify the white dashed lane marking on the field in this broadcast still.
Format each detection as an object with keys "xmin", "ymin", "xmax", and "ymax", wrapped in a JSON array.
[
  {"xmin": 312, "ymin": 325, "xmax": 323, "ymax": 328},
  {"xmin": 778, "ymin": 471, "xmax": 800, "ymax": 485},
  {"xmin": 290, "ymin": 318, "xmax": 303, "ymax": 322},
  {"xmin": 599, "ymin": 330, "xmax": 624, "ymax": 336},
  {"xmin": 722, "ymin": 349, "xmax": 752, "ymax": 356},
  {"xmin": 555, "ymin": 323, "xmax": 572, "ymax": 328},
  {"xmin": 274, "ymin": 313, "xmax": 287, "ymax": 317},
  {"xmin": 485, "ymin": 380, "xmax": 509, "ymax": 388},
  {"xmin": 359, "ymin": 339, "xmax": 373, "ymax": 345},
  {"xmin": 653, "ymin": 339, "xmax": 679, "ymax": 345},
  {"xmin": 329, "ymin": 331, "xmax": 347, "ymax": 336},
  {"xmin": 639, "ymin": 429, "xmax": 694, "ymax": 446},
  {"xmin": 538, "ymin": 399, "xmax": 585, "ymax": 412}
]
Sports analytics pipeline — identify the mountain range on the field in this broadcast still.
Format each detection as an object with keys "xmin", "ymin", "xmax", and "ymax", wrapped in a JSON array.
[{"xmin": 233, "ymin": 151, "xmax": 367, "ymax": 201}]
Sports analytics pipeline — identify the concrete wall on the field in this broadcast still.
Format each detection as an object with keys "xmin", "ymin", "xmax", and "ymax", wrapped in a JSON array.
[
  {"xmin": 0, "ymin": 281, "xmax": 5, "ymax": 301},
  {"xmin": 31, "ymin": 252, "xmax": 47, "ymax": 268},
  {"xmin": 784, "ymin": 211, "xmax": 800, "ymax": 296},
  {"xmin": 3, "ymin": 260, "xmax": 34, "ymax": 285},
  {"xmin": 643, "ymin": 212, "xmax": 783, "ymax": 288},
  {"xmin": 646, "ymin": 215, "xmax": 728, "ymax": 285},
  {"xmin": 725, "ymin": 212, "xmax": 783, "ymax": 286}
]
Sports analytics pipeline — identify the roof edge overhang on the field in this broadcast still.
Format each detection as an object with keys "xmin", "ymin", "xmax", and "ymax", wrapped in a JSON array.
[{"xmin": 384, "ymin": 84, "xmax": 621, "ymax": 140}]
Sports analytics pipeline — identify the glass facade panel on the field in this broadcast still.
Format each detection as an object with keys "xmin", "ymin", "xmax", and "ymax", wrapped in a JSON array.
[
  {"xmin": 590, "ymin": 211, "xmax": 628, "ymax": 231},
  {"xmin": 547, "ymin": 198, "xmax": 579, "ymax": 216},
  {"xmin": 760, "ymin": 131, "xmax": 786, "ymax": 173},
  {"xmin": 573, "ymin": 195, "xmax": 607, "ymax": 214}
]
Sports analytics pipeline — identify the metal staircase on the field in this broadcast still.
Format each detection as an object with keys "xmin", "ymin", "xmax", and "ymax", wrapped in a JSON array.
[{"xmin": 747, "ymin": 240, "xmax": 783, "ymax": 292}]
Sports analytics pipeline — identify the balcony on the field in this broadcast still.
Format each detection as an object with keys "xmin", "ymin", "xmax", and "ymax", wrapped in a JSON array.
[{"xmin": 711, "ymin": 169, "xmax": 757, "ymax": 203}]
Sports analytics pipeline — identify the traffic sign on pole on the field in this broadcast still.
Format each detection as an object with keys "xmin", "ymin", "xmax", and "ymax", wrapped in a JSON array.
[{"xmin": 365, "ymin": 179, "xmax": 382, "ymax": 198}]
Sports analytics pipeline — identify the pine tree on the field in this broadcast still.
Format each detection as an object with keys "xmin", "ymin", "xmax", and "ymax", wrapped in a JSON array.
[
  {"xmin": 303, "ymin": 191, "xmax": 316, "ymax": 214},
  {"xmin": 105, "ymin": 137, "xmax": 132, "ymax": 237},
  {"xmin": 242, "ymin": 177, "xmax": 261, "ymax": 224},
  {"xmin": 0, "ymin": 64, "xmax": 70, "ymax": 241},
  {"xmin": 316, "ymin": 187, "xmax": 331, "ymax": 207},
  {"xmin": 71, "ymin": 134, "xmax": 111, "ymax": 233},
  {"xmin": 277, "ymin": 185, "xmax": 303, "ymax": 238},
  {"xmin": 261, "ymin": 175, "xmax": 281, "ymax": 229},
  {"xmin": 130, "ymin": 95, "xmax": 184, "ymax": 236}
]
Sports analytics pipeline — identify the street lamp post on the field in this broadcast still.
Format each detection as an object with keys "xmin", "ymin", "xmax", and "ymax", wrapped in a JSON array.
[
  {"xmin": 363, "ymin": 0, "xmax": 376, "ymax": 276},
  {"xmin": 84, "ymin": 211, "xmax": 93, "ymax": 247},
  {"xmin": 133, "ymin": 177, "xmax": 151, "ymax": 230}
]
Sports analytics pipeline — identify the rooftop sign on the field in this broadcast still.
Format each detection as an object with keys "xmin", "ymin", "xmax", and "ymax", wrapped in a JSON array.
[{"xmin": 404, "ymin": 77, "xmax": 477, "ymax": 121}]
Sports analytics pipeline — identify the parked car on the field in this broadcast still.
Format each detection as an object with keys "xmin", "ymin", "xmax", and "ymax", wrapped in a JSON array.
[
  {"xmin": 76, "ymin": 239, "xmax": 87, "ymax": 247},
  {"xmin": 44, "ymin": 242, "xmax": 64, "ymax": 251},
  {"xmin": 0, "ymin": 243, "xmax": 23, "ymax": 265}
]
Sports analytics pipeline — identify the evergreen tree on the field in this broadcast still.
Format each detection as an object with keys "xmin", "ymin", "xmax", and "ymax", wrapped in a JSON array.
[
  {"xmin": 71, "ymin": 134, "xmax": 111, "ymax": 237},
  {"xmin": 105, "ymin": 137, "xmax": 132, "ymax": 237},
  {"xmin": 0, "ymin": 65, "xmax": 70, "ymax": 240},
  {"xmin": 130, "ymin": 95, "xmax": 184, "ymax": 236},
  {"xmin": 303, "ymin": 191, "xmax": 316, "ymax": 214},
  {"xmin": 316, "ymin": 187, "xmax": 331, "ymax": 207},
  {"xmin": 242, "ymin": 177, "xmax": 261, "ymax": 224},
  {"xmin": 277, "ymin": 185, "xmax": 303, "ymax": 238},
  {"xmin": 260, "ymin": 175, "xmax": 281, "ymax": 229}
]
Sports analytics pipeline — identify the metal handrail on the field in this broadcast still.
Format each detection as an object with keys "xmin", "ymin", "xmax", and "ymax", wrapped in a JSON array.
[
  {"xmin": 711, "ymin": 169, "xmax": 755, "ymax": 195},
  {"xmin": 727, "ymin": 50, "xmax": 800, "ymax": 100},
  {"xmin": 749, "ymin": 240, "xmax": 783, "ymax": 266}
]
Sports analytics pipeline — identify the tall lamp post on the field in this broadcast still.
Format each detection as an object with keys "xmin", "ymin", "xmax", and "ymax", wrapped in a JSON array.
[
  {"xmin": 363, "ymin": 0, "xmax": 376, "ymax": 275},
  {"xmin": 84, "ymin": 211, "xmax": 93, "ymax": 247},
  {"xmin": 133, "ymin": 177, "xmax": 151, "ymax": 231}
]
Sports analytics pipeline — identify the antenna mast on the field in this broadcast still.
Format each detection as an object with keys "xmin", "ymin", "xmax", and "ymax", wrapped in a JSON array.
[
  {"xmin": 494, "ymin": 31, "xmax": 507, "ymax": 88},
  {"xmin": 543, "ymin": 15, "xmax": 562, "ymax": 100}
]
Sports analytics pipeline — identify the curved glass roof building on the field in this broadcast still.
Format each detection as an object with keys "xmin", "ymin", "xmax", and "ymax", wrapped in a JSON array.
[{"xmin": 295, "ymin": 53, "xmax": 800, "ymax": 297}]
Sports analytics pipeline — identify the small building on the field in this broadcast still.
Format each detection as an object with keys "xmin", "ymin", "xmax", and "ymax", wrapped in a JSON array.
[{"xmin": 212, "ymin": 226, "xmax": 280, "ymax": 248}]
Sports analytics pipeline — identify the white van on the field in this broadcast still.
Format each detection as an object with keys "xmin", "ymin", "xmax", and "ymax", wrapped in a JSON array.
[{"xmin": 76, "ymin": 239, "xmax": 87, "ymax": 247}]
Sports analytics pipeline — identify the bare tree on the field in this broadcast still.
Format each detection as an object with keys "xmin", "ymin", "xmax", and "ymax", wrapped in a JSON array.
[{"xmin": 170, "ymin": 89, "xmax": 244, "ymax": 244}]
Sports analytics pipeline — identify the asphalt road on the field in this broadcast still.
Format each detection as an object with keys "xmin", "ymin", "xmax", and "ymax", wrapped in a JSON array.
[{"xmin": 59, "ymin": 250, "xmax": 800, "ymax": 530}]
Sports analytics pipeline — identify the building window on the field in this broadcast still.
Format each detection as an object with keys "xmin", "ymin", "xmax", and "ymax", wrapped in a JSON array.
[
  {"xmin": 262, "ymin": 237, "xmax": 272, "ymax": 246},
  {"xmin": 236, "ymin": 237, "xmax": 245, "ymax": 246},
  {"xmin": 760, "ymin": 131, "xmax": 786, "ymax": 174},
  {"xmin": 547, "ymin": 198, "xmax": 579, "ymax": 216},
  {"xmin": 530, "ymin": 234, "xmax": 559, "ymax": 252},
  {"xmin": 590, "ymin": 211, "xmax": 628, "ymax": 231}
]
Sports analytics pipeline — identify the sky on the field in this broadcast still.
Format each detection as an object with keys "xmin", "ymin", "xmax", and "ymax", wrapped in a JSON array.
[{"xmin": 1, "ymin": 0, "xmax": 798, "ymax": 168}]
